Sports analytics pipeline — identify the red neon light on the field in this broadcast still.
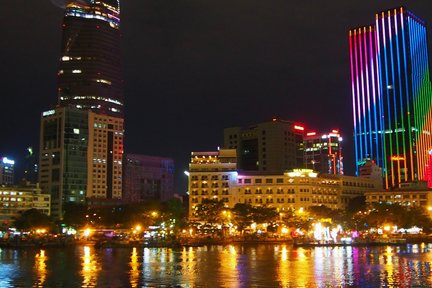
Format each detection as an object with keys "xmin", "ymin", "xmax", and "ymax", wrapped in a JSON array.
[
  {"xmin": 294, "ymin": 125, "xmax": 304, "ymax": 131},
  {"xmin": 306, "ymin": 132, "xmax": 316, "ymax": 136}
]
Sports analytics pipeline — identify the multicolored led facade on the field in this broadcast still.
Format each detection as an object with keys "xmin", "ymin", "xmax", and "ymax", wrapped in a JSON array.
[
  {"xmin": 349, "ymin": 7, "xmax": 432, "ymax": 188},
  {"xmin": 58, "ymin": 0, "xmax": 123, "ymax": 117}
]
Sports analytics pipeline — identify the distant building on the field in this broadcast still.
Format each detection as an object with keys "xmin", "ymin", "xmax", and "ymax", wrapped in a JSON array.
[
  {"xmin": 39, "ymin": 106, "xmax": 124, "ymax": 219},
  {"xmin": 303, "ymin": 129, "xmax": 343, "ymax": 175},
  {"xmin": 187, "ymin": 149, "xmax": 381, "ymax": 218},
  {"xmin": 23, "ymin": 147, "xmax": 38, "ymax": 183},
  {"xmin": 0, "ymin": 182, "xmax": 51, "ymax": 226},
  {"xmin": 224, "ymin": 119, "xmax": 304, "ymax": 173},
  {"xmin": 358, "ymin": 160, "xmax": 383, "ymax": 180},
  {"xmin": 123, "ymin": 154, "xmax": 175, "ymax": 203},
  {"xmin": 0, "ymin": 157, "xmax": 15, "ymax": 185}
]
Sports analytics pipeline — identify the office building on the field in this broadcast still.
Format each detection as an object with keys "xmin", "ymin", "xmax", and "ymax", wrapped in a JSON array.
[
  {"xmin": 123, "ymin": 154, "xmax": 175, "ymax": 203},
  {"xmin": 224, "ymin": 119, "xmax": 304, "ymax": 173},
  {"xmin": 349, "ymin": 7, "xmax": 432, "ymax": 188},
  {"xmin": 39, "ymin": 107, "xmax": 89, "ymax": 218},
  {"xmin": 303, "ymin": 129, "xmax": 344, "ymax": 175},
  {"xmin": 58, "ymin": 0, "xmax": 123, "ymax": 117},
  {"xmin": 39, "ymin": 107, "xmax": 124, "ymax": 218},
  {"xmin": 188, "ymin": 149, "xmax": 381, "ymax": 218},
  {"xmin": 0, "ymin": 157, "xmax": 15, "ymax": 185},
  {"xmin": 86, "ymin": 112, "xmax": 124, "ymax": 200}
]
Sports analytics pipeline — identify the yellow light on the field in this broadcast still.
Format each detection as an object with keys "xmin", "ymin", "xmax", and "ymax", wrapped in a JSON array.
[
  {"xmin": 384, "ymin": 225, "xmax": 391, "ymax": 232},
  {"xmin": 151, "ymin": 211, "xmax": 158, "ymax": 218},
  {"xmin": 84, "ymin": 228, "xmax": 91, "ymax": 237},
  {"xmin": 135, "ymin": 225, "xmax": 141, "ymax": 232},
  {"xmin": 281, "ymin": 227, "xmax": 289, "ymax": 234}
]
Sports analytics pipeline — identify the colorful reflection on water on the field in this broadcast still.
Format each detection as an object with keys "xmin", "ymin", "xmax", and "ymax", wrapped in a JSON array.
[{"xmin": 0, "ymin": 244, "xmax": 432, "ymax": 287}]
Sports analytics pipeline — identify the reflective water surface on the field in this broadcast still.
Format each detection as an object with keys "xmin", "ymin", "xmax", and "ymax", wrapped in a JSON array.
[{"xmin": 1, "ymin": 244, "xmax": 432, "ymax": 287}]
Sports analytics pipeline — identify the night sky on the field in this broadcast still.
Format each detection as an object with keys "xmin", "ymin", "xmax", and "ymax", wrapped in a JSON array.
[{"xmin": 2, "ymin": 1, "xmax": 432, "ymax": 193}]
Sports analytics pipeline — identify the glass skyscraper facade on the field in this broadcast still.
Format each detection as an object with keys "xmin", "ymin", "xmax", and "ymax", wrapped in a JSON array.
[
  {"xmin": 349, "ymin": 7, "xmax": 432, "ymax": 188},
  {"xmin": 58, "ymin": 0, "xmax": 123, "ymax": 117}
]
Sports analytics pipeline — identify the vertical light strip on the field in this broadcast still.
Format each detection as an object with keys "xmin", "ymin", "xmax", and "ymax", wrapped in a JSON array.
[
  {"xmin": 364, "ymin": 27, "xmax": 373, "ymax": 159},
  {"xmin": 409, "ymin": 17, "xmax": 420, "ymax": 179},
  {"xmin": 400, "ymin": 9, "xmax": 414, "ymax": 181},
  {"xmin": 376, "ymin": 13, "xmax": 389, "ymax": 188},
  {"xmin": 394, "ymin": 11, "xmax": 408, "ymax": 182},
  {"xmin": 382, "ymin": 13, "xmax": 395, "ymax": 187},
  {"xmin": 369, "ymin": 26, "xmax": 380, "ymax": 162},
  {"xmin": 350, "ymin": 30, "xmax": 360, "ymax": 175},
  {"xmin": 354, "ymin": 29, "xmax": 364, "ymax": 162},
  {"xmin": 388, "ymin": 10, "xmax": 400, "ymax": 185},
  {"xmin": 359, "ymin": 28, "xmax": 368, "ymax": 158}
]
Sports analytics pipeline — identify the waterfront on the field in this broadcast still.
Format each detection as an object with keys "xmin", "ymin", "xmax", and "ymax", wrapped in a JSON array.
[{"xmin": 1, "ymin": 244, "xmax": 432, "ymax": 287}]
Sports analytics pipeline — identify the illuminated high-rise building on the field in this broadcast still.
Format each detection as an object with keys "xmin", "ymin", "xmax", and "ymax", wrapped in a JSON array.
[
  {"xmin": 0, "ymin": 157, "xmax": 15, "ymax": 185},
  {"xmin": 303, "ymin": 130, "xmax": 344, "ymax": 175},
  {"xmin": 58, "ymin": 0, "xmax": 123, "ymax": 116},
  {"xmin": 39, "ymin": 107, "xmax": 124, "ymax": 218},
  {"xmin": 349, "ymin": 7, "xmax": 432, "ymax": 188},
  {"xmin": 39, "ymin": 0, "xmax": 125, "ymax": 218}
]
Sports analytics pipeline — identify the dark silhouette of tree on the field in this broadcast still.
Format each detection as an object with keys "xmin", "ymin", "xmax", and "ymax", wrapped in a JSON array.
[
  {"xmin": 14, "ymin": 209, "xmax": 54, "ymax": 232},
  {"xmin": 232, "ymin": 203, "xmax": 254, "ymax": 234},
  {"xmin": 193, "ymin": 199, "xmax": 225, "ymax": 225}
]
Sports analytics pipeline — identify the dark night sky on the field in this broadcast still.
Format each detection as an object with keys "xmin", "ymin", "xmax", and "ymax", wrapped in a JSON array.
[{"xmin": 2, "ymin": 1, "xmax": 432, "ymax": 193}]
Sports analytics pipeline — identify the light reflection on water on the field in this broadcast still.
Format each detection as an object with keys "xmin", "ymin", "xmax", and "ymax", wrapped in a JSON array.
[{"xmin": 0, "ymin": 244, "xmax": 432, "ymax": 287}]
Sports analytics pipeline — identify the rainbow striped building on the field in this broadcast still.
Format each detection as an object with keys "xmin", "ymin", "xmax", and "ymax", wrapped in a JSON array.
[{"xmin": 349, "ymin": 7, "xmax": 432, "ymax": 188}]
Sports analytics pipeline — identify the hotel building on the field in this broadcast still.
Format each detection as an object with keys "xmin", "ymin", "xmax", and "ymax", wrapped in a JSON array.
[{"xmin": 188, "ymin": 149, "xmax": 382, "ymax": 218}]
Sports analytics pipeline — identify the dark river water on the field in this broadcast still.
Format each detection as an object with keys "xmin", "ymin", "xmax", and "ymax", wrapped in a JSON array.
[{"xmin": 1, "ymin": 243, "xmax": 432, "ymax": 287}]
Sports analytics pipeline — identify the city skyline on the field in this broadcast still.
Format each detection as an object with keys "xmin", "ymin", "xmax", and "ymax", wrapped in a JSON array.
[{"xmin": 2, "ymin": 1, "xmax": 432, "ymax": 192}]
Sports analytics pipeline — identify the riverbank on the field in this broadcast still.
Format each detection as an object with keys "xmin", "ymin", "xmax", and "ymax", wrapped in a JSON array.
[{"xmin": 1, "ymin": 235, "xmax": 432, "ymax": 249}]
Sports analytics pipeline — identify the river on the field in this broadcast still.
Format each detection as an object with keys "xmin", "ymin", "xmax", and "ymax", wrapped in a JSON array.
[{"xmin": 1, "ymin": 243, "xmax": 432, "ymax": 287}]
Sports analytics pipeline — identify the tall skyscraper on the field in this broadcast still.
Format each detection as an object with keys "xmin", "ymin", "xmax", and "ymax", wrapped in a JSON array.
[
  {"xmin": 58, "ymin": 0, "xmax": 123, "ymax": 117},
  {"xmin": 39, "ymin": 0, "xmax": 124, "ymax": 218},
  {"xmin": 349, "ymin": 7, "xmax": 432, "ymax": 188}
]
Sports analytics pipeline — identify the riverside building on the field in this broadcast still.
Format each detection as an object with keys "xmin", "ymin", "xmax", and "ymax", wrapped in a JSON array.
[
  {"xmin": 187, "ymin": 149, "xmax": 382, "ymax": 219},
  {"xmin": 0, "ymin": 182, "xmax": 51, "ymax": 225}
]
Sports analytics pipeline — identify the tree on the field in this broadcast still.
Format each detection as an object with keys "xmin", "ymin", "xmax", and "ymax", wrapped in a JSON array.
[
  {"xmin": 193, "ymin": 199, "xmax": 225, "ymax": 225},
  {"xmin": 62, "ymin": 203, "xmax": 88, "ymax": 227},
  {"xmin": 232, "ymin": 203, "xmax": 254, "ymax": 234},
  {"xmin": 251, "ymin": 206, "xmax": 279, "ymax": 225},
  {"xmin": 14, "ymin": 209, "xmax": 54, "ymax": 232}
]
